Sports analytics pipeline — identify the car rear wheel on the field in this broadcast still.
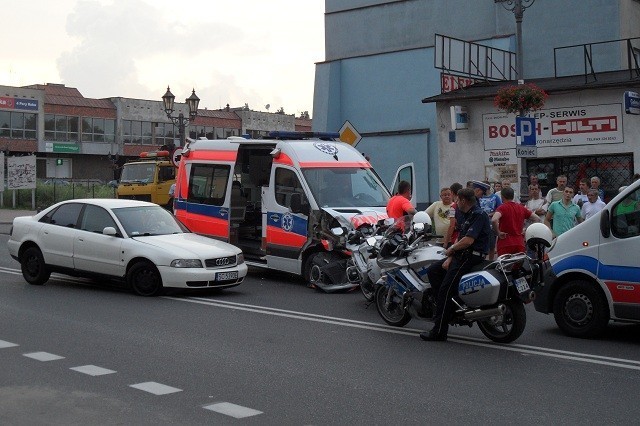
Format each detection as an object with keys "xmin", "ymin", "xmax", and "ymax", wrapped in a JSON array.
[
  {"xmin": 20, "ymin": 246, "xmax": 50, "ymax": 285},
  {"xmin": 127, "ymin": 261, "xmax": 163, "ymax": 296}
]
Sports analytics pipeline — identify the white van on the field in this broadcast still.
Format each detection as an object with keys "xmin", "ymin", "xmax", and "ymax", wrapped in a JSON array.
[
  {"xmin": 534, "ymin": 178, "xmax": 640, "ymax": 337},
  {"xmin": 173, "ymin": 132, "xmax": 415, "ymax": 291}
]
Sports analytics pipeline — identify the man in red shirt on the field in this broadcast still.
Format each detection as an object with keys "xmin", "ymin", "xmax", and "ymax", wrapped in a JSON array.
[
  {"xmin": 386, "ymin": 180, "xmax": 417, "ymax": 219},
  {"xmin": 491, "ymin": 187, "xmax": 541, "ymax": 255}
]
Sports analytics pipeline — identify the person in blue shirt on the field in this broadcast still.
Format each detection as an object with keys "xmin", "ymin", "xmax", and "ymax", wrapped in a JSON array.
[
  {"xmin": 420, "ymin": 188, "xmax": 491, "ymax": 342},
  {"xmin": 472, "ymin": 180, "xmax": 501, "ymax": 260}
]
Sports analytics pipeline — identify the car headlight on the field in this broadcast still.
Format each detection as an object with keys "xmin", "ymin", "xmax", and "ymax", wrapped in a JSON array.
[
  {"xmin": 170, "ymin": 259, "xmax": 203, "ymax": 268},
  {"xmin": 237, "ymin": 253, "xmax": 244, "ymax": 264}
]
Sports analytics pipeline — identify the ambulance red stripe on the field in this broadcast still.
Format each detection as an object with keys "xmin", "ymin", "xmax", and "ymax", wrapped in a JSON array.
[
  {"xmin": 188, "ymin": 150, "xmax": 237, "ymax": 162},
  {"xmin": 267, "ymin": 226, "xmax": 307, "ymax": 247},
  {"xmin": 605, "ymin": 282, "xmax": 640, "ymax": 304},
  {"xmin": 299, "ymin": 161, "xmax": 370, "ymax": 168}
]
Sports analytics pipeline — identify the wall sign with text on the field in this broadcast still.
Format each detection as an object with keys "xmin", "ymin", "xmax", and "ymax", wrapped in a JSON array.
[{"xmin": 482, "ymin": 104, "xmax": 623, "ymax": 150}]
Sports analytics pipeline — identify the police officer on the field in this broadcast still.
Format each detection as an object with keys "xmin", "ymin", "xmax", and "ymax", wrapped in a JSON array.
[{"xmin": 420, "ymin": 187, "xmax": 491, "ymax": 341}]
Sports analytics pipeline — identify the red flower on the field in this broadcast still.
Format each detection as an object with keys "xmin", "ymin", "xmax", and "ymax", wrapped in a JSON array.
[{"xmin": 494, "ymin": 83, "xmax": 548, "ymax": 115}]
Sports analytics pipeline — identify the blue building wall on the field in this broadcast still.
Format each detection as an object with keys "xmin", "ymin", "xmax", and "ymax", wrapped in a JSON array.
[{"xmin": 314, "ymin": 0, "xmax": 637, "ymax": 205}]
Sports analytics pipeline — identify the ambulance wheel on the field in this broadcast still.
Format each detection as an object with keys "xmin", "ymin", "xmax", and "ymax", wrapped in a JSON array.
[
  {"xmin": 553, "ymin": 280, "xmax": 609, "ymax": 338},
  {"xmin": 477, "ymin": 299, "xmax": 526, "ymax": 343}
]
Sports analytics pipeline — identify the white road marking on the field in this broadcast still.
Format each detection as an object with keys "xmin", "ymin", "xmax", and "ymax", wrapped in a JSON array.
[
  {"xmin": 0, "ymin": 339, "xmax": 19, "ymax": 348},
  {"xmin": 129, "ymin": 382, "xmax": 182, "ymax": 395},
  {"xmin": 166, "ymin": 296, "xmax": 640, "ymax": 371},
  {"xmin": 70, "ymin": 365, "xmax": 117, "ymax": 376},
  {"xmin": 23, "ymin": 351, "xmax": 65, "ymax": 361},
  {"xmin": 203, "ymin": 402, "xmax": 263, "ymax": 418}
]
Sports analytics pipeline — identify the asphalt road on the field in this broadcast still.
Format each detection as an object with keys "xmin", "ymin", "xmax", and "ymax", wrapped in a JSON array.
[{"xmin": 1, "ymin": 235, "xmax": 639, "ymax": 425}]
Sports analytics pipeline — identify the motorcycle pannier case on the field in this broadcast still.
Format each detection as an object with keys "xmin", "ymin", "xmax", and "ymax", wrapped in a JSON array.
[{"xmin": 458, "ymin": 270, "xmax": 507, "ymax": 308}]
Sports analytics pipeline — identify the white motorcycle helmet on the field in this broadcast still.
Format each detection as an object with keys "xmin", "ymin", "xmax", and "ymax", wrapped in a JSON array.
[
  {"xmin": 525, "ymin": 222, "xmax": 553, "ymax": 250},
  {"xmin": 412, "ymin": 211, "xmax": 432, "ymax": 233}
]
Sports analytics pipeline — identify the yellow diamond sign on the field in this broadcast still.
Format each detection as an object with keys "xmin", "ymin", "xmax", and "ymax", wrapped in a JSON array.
[{"xmin": 339, "ymin": 120, "xmax": 362, "ymax": 146}]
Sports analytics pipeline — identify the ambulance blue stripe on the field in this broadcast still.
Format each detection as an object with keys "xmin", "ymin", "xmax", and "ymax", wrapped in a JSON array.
[
  {"xmin": 174, "ymin": 200, "xmax": 228, "ymax": 220},
  {"xmin": 266, "ymin": 212, "xmax": 307, "ymax": 237},
  {"xmin": 553, "ymin": 255, "xmax": 640, "ymax": 283}
]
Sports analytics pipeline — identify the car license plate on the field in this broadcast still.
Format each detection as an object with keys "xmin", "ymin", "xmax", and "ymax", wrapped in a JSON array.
[
  {"xmin": 513, "ymin": 277, "xmax": 530, "ymax": 294},
  {"xmin": 216, "ymin": 271, "xmax": 238, "ymax": 281}
]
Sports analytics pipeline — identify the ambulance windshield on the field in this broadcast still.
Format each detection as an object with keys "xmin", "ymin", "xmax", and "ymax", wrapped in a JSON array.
[{"xmin": 302, "ymin": 167, "xmax": 391, "ymax": 208}]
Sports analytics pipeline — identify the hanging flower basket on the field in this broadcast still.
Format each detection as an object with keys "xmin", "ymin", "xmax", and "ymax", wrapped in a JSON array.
[{"xmin": 494, "ymin": 83, "xmax": 548, "ymax": 116}]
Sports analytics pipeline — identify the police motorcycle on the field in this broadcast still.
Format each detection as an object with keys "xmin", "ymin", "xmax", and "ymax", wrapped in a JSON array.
[
  {"xmin": 343, "ymin": 212, "xmax": 394, "ymax": 302},
  {"xmin": 374, "ymin": 214, "xmax": 553, "ymax": 343}
]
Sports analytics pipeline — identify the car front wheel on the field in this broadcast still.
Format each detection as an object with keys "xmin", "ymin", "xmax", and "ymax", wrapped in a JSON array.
[
  {"xmin": 20, "ymin": 246, "xmax": 50, "ymax": 285},
  {"xmin": 553, "ymin": 280, "xmax": 609, "ymax": 338},
  {"xmin": 127, "ymin": 261, "xmax": 163, "ymax": 296}
]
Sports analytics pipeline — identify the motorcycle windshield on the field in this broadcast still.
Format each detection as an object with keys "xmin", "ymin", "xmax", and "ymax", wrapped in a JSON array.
[{"xmin": 383, "ymin": 215, "xmax": 413, "ymax": 238}]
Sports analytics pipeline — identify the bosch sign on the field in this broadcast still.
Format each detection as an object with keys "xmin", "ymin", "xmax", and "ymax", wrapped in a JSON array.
[{"xmin": 483, "ymin": 104, "xmax": 623, "ymax": 150}]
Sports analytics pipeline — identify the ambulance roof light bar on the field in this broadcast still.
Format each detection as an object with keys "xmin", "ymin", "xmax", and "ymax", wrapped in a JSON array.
[{"xmin": 267, "ymin": 131, "xmax": 340, "ymax": 141}]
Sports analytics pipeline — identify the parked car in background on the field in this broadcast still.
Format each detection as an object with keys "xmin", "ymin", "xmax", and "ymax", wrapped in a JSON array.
[{"xmin": 7, "ymin": 199, "xmax": 247, "ymax": 296}]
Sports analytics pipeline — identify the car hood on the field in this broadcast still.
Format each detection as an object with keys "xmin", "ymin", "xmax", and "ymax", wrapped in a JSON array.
[{"xmin": 132, "ymin": 233, "xmax": 239, "ymax": 257}]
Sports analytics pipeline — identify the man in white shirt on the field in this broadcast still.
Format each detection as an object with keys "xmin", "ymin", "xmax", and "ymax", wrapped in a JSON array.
[
  {"xmin": 545, "ymin": 175, "xmax": 567, "ymax": 204},
  {"xmin": 525, "ymin": 183, "xmax": 547, "ymax": 229},
  {"xmin": 581, "ymin": 188, "xmax": 606, "ymax": 220},
  {"xmin": 572, "ymin": 178, "xmax": 590, "ymax": 208}
]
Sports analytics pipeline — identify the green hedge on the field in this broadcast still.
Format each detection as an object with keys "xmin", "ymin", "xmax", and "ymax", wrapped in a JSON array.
[{"xmin": 2, "ymin": 183, "xmax": 117, "ymax": 210}]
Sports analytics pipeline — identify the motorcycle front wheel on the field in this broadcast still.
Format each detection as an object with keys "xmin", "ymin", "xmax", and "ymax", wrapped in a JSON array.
[
  {"xmin": 375, "ymin": 285, "xmax": 411, "ymax": 327},
  {"xmin": 477, "ymin": 299, "xmax": 526, "ymax": 343},
  {"xmin": 360, "ymin": 276, "xmax": 375, "ymax": 302}
]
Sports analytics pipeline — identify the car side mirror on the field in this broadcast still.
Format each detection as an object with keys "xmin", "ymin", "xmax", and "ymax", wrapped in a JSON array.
[
  {"xmin": 600, "ymin": 209, "xmax": 610, "ymax": 238},
  {"xmin": 290, "ymin": 193, "xmax": 310, "ymax": 215},
  {"xmin": 103, "ymin": 226, "xmax": 117, "ymax": 236}
]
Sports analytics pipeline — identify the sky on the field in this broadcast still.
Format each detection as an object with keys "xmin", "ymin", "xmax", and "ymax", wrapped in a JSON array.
[{"xmin": 2, "ymin": 0, "xmax": 325, "ymax": 117}]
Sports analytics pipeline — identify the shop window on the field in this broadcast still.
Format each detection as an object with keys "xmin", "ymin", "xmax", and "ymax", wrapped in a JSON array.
[{"xmin": 1, "ymin": 111, "xmax": 38, "ymax": 140}]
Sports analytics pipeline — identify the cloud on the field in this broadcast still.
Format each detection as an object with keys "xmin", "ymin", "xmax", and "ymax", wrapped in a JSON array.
[{"xmin": 50, "ymin": 0, "xmax": 323, "ymax": 114}]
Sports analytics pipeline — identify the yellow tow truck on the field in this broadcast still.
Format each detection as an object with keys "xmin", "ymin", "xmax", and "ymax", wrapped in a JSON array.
[{"xmin": 116, "ymin": 150, "xmax": 176, "ymax": 208}]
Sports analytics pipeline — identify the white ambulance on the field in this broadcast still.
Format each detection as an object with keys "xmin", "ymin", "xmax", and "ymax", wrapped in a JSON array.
[
  {"xmin": 534, "ymin": 178, "xmax": 640, "ymax": 337},
  {"xmin": 173, "ymin": 131, "xmax": 415, "ymax": 291}
]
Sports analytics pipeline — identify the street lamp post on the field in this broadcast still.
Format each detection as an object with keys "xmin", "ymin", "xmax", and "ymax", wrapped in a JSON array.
[
  {"xmin": 162, "ymin": 86, "xmax": 200, "ymax": 150},
  {"xmin": 495, "ymin": 0, "xmax": 536, "ymax": 81},
  {"xmin": 495, "ymin": 0, "xmax": 536, "ymax": 203}
]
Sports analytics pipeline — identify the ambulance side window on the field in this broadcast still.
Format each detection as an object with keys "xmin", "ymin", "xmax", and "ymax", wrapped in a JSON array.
[
  {"xmin": 274, "ymin": 168, "xmax": 307, "ymax": 208},
  {"xmin": 188, "ymin": 164, "xmax": 230, "ymax": 206},
  {"xmin": 611, "ymin": 188, "xmax": 640, "ymax": 239}
]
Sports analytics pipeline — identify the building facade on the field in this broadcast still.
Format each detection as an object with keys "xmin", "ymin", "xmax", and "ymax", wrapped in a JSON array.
[
  {"xmin": 1, "ymin": 83, "xmax": 308, "ymax": 184},
  {"xmin": 312, "ymin": 0, "xmax": 640, "ymax": 207}
]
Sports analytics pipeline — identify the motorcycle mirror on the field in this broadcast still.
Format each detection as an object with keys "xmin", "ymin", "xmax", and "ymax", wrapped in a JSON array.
[
  {"xmin": 383, "ymin": 218, "xmax": 395, "ymax": 226},
  {"xmin": 366, "ymin": 236, "xmax": 377, "ymax": 246},
  {"xmin": 331, "ymin": 227, "xmax": 344, "ymax": 236},
  {"xmin": 413, "ymin": 222, "xmax": 425, "ymax": 232}
]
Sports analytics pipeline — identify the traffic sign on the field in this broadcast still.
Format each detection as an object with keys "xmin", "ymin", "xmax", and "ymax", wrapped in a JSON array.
[
  {"xmin": 516, "ymin": 145, "xmax": 537, "ymax": 158},
  {"xmin": 339, "ymin": 120, "xmax": 362, "ymax": 146},
  {"xmin": 171, "ymin": 148, "xmax": 183, "ymax": 168},
  {"xmin": 516, "ymin": 117, "xmax": 536, "ymax": 146}
]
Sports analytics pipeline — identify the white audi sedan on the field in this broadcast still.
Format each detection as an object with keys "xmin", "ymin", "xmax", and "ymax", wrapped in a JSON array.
[{"xmin": 7, "ymin": 199, "xmax": 247, "ymax": 296}]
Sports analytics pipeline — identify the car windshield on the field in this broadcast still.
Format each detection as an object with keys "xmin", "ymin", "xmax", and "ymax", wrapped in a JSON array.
[
  {"xmin": 301, "ymin": 167, "xmax": 391, "ymax": 208},
  {"xmin": 120, "ymin": 163, "xmax": 155, "ymax": 183},
  {"xmin": 112, "ymin": 206, "xmax": 187, "ymax": 236}
]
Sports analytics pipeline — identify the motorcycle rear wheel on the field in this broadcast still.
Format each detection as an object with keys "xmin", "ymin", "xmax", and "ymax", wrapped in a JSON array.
[
  {"xmin": 375, "ymin": 285, "xmax": 411, "ymax": 327},
  {"xmin": 477, "ymin": 299, "xmax": 526, "ymax": 343}
]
